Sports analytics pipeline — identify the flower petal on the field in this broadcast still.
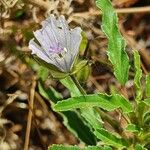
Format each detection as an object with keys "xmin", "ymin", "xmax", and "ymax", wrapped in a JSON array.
[
  {"xmin": 64, "ymin": 27, "xmax": 82, "ymax": 69},
  {"xmin": 29, "ymin": 39, "xmax": 53, "ymax": 64},
  {"xmin": 29, "ymin": 15, "xmax": 82, "ymax": 73}
]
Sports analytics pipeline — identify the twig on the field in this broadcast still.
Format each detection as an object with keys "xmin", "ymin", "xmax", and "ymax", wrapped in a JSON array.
[
  {"xmin": 24, "ymin": 76, "xmax": 36, "ymax": 150},
  {"xmin": 28, "ymin": 0, "xmax": 50, "ymax": 10},
  {"xmin": 115, "ymin": 6, "xmax": 150, "ymax": 14},
  {"xmin": 0, "ymin": 92, "xmax": 18, "ymax": 115},
  {"xmin": 27, "ymin": 0, "xmax": 58, "ymax": 11},
  {"xmin": 72, "ymin": 6, "xmax": 150, "ymax": 18},
  {"xmin": 27, "ymin": 92, "xmax": 47, "ymax": 150},
  {"xmin": 120, "ymin": 85, "xmax": 128, "ymax": 99}
]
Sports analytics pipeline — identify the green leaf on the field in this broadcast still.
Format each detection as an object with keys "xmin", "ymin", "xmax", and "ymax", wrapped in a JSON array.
[
  {"xmin": 80, "ymin": 107, "xmax": 103, "ymax": 130},
  {"xmin": 125, "ymin": 124, "xmax": 140, "ymax": 133},
  {"xmin": 146, "ymin": 74, "xmax": 150, "ymax": 98},
  {"xmin": 60, "ymin": 76, "xmax": 81, "ymax": 97},
  {"xmin": 94, "ymin": 128, "xmax": 128, "ymax": 149},
  {"xmin": 48, "ymin": 145, "xmax": 80, "ymax": 150},
  {"xmin": 100, "ymin": 146, "xmax": 112, "ymax": 150},
  {"xmin": 62, "ymin": 111, "xmax": 96, "ymax": 145},
  {"xmin": 38, "ymin": 81, "xmax": 96, "ymax": 145},
  {"xmin": 133, "ymin": 50, "xmax": 142, "ymax": 101},
  {"xmin": 38, "ymin": 81, "xmax": 63, "ymax": 103},
  {"xmin": 61, "ymin": 76, "xmax": 103, "ymax": 130},
  {"xmin": 84, "ymin": 146, "xmax": 101, "ymax": 150},
  {"xmin": 84, "ymin": 146, "xmax": 112, "ymax": 150},
  {"xmin": 135, "ymin": 144, "xmax": 147, "ymax": 150},
  {"xmin": 79, "ymin": 32, "xmax": 88, "ymax": 53},
  {"xmin": 38, "ymin": 66, "xmax": 49, "ymax": 81},
  {"xmin": 48, "ymin": 145, "xmax": 113, "ymax": 150},
  {"xmin": 96, "ymin": 0, "xmax": 130, "ymax": 85},
  {"xmin": 143, "ymin": 98, "xmax": 150, "ymax": 107},
  {"xmin": 143, "ymin": 111, "xmax": 150, "ymax": 125},
  {"xmin": 54, "ymin": 93, "xmax": 133, "ymax": 114}
]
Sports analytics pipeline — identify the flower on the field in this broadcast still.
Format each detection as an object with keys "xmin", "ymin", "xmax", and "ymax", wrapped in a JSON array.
[{"xmin": 29, "ymin": 15, "xmax": 82, "ymax": 73}]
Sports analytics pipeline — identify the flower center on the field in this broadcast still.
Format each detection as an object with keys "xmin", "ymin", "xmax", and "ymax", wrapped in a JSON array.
[
  {"xmin": 49, "ymin": 42, "xmax": 67, "ymax": 59},
  {"xmin": 49, "ymin": 42, "xmax": 63, "ymax": 54}
]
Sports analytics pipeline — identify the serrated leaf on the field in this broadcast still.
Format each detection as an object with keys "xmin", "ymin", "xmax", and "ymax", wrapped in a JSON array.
[
  {"xmin": 48, "ymin": 145, "xmax": 112, "ymax": 150},
  {"xmin": 54, "ymin": 94, "xmax": 133, "ymax": 114},
  {"xmin": 84, "ymin": 146, "xmax": 101, "ymax": 150},
  {"xmin": 146, "ymin": 74, "xmax": 150, "ymax": 98},
  {"xmin": 94, "ymin": 128, "xmax": 128, "ymax": 149},
  {"xmin": 61, "ymin": 76, "xmax": 81, "ymax": 97},
  {"xmin": 38, "ymin": 81, "xmax": 63, "ymax": 103},
  {"xmin": 100, "ymin": 146, "xmax": 112, "ymax": 150},
  {"xmin": 84, "ymin": 146, "xmax": 112, "ymax": 150},
  {"xmin": 61, "ymin": 76, "xmax": 103, "ymax": 130},
  {"xmin": 48, "ymin": 145, "xmax": 80, "ymax": 150},
  {"xmin": 80, "ymin": 107, "xmax": 103, "ymax": 130},
  {"xmin": 133, "ymin": 50, "xmax": 142, "ymax": 101},
  {"xmin": 38, "ymin": 81, "xmax": 96, "ymax": 145},
  {"xmin": 62, "ymin": 111, "xmax": 96, "ymax": 145},
  {"xmin": 96, "ymin": 0, "xmax": 130, "ymax": 85}
]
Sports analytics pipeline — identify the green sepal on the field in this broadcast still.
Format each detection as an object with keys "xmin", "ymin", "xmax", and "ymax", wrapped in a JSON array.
[
  {"xmin": 71, "ymin": 59, "xmax": 88, "ymax": 75},
  {"xmin": 76, "ymin": 62, "xmax": 91, "ymax": 82},
  {"xmin": 79, "ymin": 31, "xmax": 88, "ymax": 54}
]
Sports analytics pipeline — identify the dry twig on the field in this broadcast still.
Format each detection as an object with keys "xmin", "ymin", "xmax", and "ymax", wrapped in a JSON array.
[{"xmin": 24, "ymin": 76, "xmax": 36, "ymax": 150}]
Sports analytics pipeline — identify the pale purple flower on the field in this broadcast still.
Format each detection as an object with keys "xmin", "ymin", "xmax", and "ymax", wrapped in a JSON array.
[{"xmin": 29, "ymin": 15, "xmax": 82, "ymax": 72}]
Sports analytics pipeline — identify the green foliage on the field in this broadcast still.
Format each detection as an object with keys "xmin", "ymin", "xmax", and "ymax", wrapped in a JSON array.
[
  {"xmin": 125, "ymin": 124, "xmax": 140, "ymax": 133},
  {"xmin": 135, "ymin": 144, "xmax": 147, "ymax": 150},
  {"xmin": 61, "ymin": 76, "xmax": 103, "ymax": 130},
  {"xmin": 60, "ymin": 76, "xmax": 81, "ymax": 97},
  {"xmin": 79, "ymin": 32, "xmax": 88, "ymax": 53},
  {"xmin": 146, "ymin": 74, "xmax": 150, "ymax": 97},
  {"xmin": 133, "ymin": 50, "xmax": 142, "ymax": 101},
  {"xmin": 49, "ymin": 145, "xmax": 80, "ymax": 150},
  {"xmin": 143, "ymin": 98, "xmax": 150, "ymax": 107},
  {"xmin": 96, "ymin": 0, "xmax": 130, "ymax": 85},
  {"xmin": 38, "ymin": 66, "xmax": 49, "ymax": 81},
  {"xmin": 94, "ymin": 129, "xmax": 128, "ymax": 148},
  {"xmin": 54, "ymin": 94, "xmax": 133, "ymax": 114},
  {"xmin": 76, "ymin": 63, "xmax": 91, "ymax": 83},
  {"xmin": 71, "ymin": 60, "xmax": 89, "ymax": 75},
  {"xmin": 48, "ymin": 145, "xmax": 113, "ymax": 150},
  {"xmin": 38, "ymin": 82, "xmax": 96, "ymax": 145}
]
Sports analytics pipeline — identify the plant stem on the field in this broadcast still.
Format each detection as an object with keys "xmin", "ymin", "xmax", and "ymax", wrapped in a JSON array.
[
  {"xmin": 70, "ymin": 75, "xmax": 86, "ymax": 95},
  {"xmin": 70, "ymin": 74, "xmax": 126, "ymax": 136}
]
